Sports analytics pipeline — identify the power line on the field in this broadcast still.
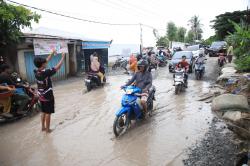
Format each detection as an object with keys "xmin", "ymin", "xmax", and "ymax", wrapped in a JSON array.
[
  {"xmin": 5, "ymin": 0, "xmax": 138, "ymax": 26},
  {"xmin": 91, "ymin": 0, "xmax": 147, "ymax": 20},
  {"xmin": 6, "ymin": 0, "xmax": 166, "ymax": 32},
  {"xmin": 116, "ymin": 0, "xmax": 167, "ymax": 20}
]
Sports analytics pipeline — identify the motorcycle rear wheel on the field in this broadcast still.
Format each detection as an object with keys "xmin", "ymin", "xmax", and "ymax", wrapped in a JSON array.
[
  {"xmin": 86, "ymin": 83, "xmax": 92, "ymax": 92},
  {"xmin": 112, "ymin": 64, "xmax": 117, "ymax": 70},
  {"xmin": 113, "ymin": 113, "xmax": 129, "ymax": 137}
]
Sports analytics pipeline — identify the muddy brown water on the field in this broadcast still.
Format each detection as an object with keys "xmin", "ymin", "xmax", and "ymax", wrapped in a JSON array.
[{"xmin": 0, "ymin": 58, "xmax": 219, "ymax": 166}]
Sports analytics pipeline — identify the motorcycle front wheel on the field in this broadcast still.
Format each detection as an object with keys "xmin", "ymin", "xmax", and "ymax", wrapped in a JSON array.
[
  {"xmin": 195, "ymin": 71, "xmax": 199, "ymax": 80},
  {"xmin": 113, "ymin": 113, "xmax": 129, "ymax": 137},
  {"xmin": 175, "ymin": 84, "xmax": 181, "ymax": 95},
  {"xmin": 148, "ymin": 100, "xmax": 153, "ymax": 117}
]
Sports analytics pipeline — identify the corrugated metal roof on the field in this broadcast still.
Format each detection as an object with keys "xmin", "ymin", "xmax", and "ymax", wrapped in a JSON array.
[{"xmin": 23, "ymin": 27, "xmax": 110, "ymax": 42}]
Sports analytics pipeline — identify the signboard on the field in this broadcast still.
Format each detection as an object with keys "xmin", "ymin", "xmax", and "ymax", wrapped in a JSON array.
[
  {"xmin": 33, "ymin": 39, "xmax": 68, "ymax": 55},
  {"xmin": 82, "ymin": 41, "xmax": 111, "ymax": 49}
]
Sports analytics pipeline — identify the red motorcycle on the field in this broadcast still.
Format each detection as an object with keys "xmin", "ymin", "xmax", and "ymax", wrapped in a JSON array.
[
  {"xmin": 0, "ymin": 73, "xmax": 40, "ymax": 123},
  {"xmin": 217, "ymin": 53, "xmax": 227, "ymax": 67}
]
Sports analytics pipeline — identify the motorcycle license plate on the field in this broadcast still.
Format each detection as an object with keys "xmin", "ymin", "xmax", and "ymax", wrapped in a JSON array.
[
  {"xmin": 175, "ymin": 78, "xmax": 183, "ymax": 82},
  {"xmin": 126, "ymin": 89, "xmax": 133, "ymax": 94},
  {"xmin": 85, "ymin": 79, "xmax": 91, "ymax": 83}
]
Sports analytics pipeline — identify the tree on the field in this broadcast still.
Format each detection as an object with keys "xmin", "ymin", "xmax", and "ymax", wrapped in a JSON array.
[
  {"xmin": 226, "ymin": 20, "xmax": 250, "ymax": 71},
  {"xmin": 185, "ymin": 30, "xmax": 194, "ymax": 43},
  {"xmin": 211, "ymin": 10, "xmax": 250, "ymax": 40},
  {"xmin": 0, "ymin": 0, "xmax": 40, "ymax": 50},
  {"xmin": 188, "ymin": 15, "xmax": 203, "ymax": 41},
  {"xmin": 156, "ymin": 36, "xmax": 169, "ymax": 47},
  {"xmin": 202, "ymin": 35, "xmax": 217, "ymax": 45},
  {"xmin": 166, "ymin": 22, "xmax": 177, "ymax": 47},
  {"xmin": 176, "ymin": 27, "xmax": 186, "ymax": 42}
]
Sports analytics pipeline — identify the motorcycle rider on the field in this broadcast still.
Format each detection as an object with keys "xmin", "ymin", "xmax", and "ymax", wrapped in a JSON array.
[
  {"xmin": 121, "ymin": 59, "xmax": 152, "ymax": 117},
  {"xmin": 147, "ymin": 51, "xmax": 158, "ymax": 70},
  {"xmin": 218, "ymin": 50, "xmax": 227, "ymax": 67},
  {"xmin": 90, "ymin": 53, "xmax": 104, "ymax": 83},
  {"xmin": 195, "ymin": 54, "xmax": 205, "ymax": 72},
  {"xmin": 176, "ymin": 55, "xmax": 189, "ymax": 86},
  {"xmin": 0, "ymin": 64, "xmax": 30, "ymax": 113},
  {"xmin": 0, "ymin": 85, "xmax": 15, "ymax": 116}
]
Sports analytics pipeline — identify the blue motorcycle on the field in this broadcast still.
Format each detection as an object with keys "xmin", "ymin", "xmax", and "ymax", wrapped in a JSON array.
[{"xmin": 113, "ymin": 85, "xmax": 156, "ymax": 137}]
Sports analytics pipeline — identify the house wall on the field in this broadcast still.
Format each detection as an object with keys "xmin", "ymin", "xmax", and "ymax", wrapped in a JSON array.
[
  {"xmin": 17, "ymin": 49, "xmax": 33, "ymax": 79},
  {"xmin": 16, "ymin": 40, "xmax": 76, "ymax": 82}
]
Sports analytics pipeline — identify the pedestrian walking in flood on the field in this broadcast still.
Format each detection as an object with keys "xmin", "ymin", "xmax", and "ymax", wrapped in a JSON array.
[
  {"xmin": 33, "ymin": 50, "xmax": 65, "ymax": 133},
  {"xmin": 227, "ymin": 45, "xmax": 233, "ymax": 63}
]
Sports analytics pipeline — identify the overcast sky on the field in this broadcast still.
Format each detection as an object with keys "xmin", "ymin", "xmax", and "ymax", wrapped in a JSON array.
[{"xmin": 8, "ymin": 0, "xmax": 249, "ymax": 46}]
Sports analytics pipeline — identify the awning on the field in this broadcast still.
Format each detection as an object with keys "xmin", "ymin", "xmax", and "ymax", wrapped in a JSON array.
[{"xmin": 82, "ymin": 41, "xmax": 111, "ymax": 49}]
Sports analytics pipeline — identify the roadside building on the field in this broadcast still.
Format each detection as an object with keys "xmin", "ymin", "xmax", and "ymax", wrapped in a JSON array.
[{"xmin": 2, "ymin": 27, "xmax": 111, "ymax": 83}]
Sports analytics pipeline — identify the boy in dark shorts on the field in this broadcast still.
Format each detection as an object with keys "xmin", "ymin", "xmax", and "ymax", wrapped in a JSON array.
[{"xmin": 34, "ymin": 50, "xmax": 65, "ymax": 133}]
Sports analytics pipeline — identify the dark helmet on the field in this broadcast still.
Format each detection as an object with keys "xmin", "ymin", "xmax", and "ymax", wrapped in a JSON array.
[
  {"xmin": 182, "ymin": 55, "xmax": 186, "ymax": 59},
  {"xmin": 199, "ymin": 53, "xmax": 203, "ymax": 57},
  {"xmin": 137, "ymin": 59, "xmax": 148, "ymax": 70}
]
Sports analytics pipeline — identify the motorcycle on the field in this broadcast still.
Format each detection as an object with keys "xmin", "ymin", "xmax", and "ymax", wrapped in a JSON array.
[
  {"xmin": 112, "ymin": 57, "xmax": 128, "ymax": 70},
  {"xmin": 156, "ymin": 54, "xmax": 167, "ymax": 67},
  {"xmin": 173, "ymin": 68, "xmax": 187, "ymax": 95},
  {"xmin": 0, "ymin": 73, "xmax": 40, "ymax": 123},
  {"xmin": 113, "ymin": 85, "xmax": 156, "ymax": 137},
  {"xmin": 195, "ymin": 62, "xmax": 205, "ymax": 80},
  {"xmin": 148, "ymin": 55, "xmax": 158, "ymax": 71},
  {"xmin": 85, "ymin": 66, "xmax": 106, "ymax": 92}
]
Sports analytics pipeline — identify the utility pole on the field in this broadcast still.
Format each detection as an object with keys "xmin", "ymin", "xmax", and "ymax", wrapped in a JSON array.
[
  {"xmin": 140, "ymin": 23, "xmax": 143, "ymax": 55},
  {"xmin": 247, "ymin": 0, "xmax": 249, "ymax": 28}
]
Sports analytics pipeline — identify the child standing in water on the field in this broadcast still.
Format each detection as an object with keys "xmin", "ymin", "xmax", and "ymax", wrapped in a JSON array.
[{"xmin": 34, "ymin": 50, "xmax": 65, "ymax": 133}]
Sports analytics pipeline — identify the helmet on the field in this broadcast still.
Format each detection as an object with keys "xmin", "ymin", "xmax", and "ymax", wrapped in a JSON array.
[
  {"xmin": 182, "ymin": 55, "xmax": 186, "ymax": 59},
  {"xmin": 137, "ymin": 59, "xmax": 148, "ymax": 70},
  {"xmin": 199, "ymin": 54, "xmax": 203, "ymax": 57}
]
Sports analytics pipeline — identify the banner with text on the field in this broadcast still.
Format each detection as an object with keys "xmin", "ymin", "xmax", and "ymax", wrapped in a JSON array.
[{"xmin": 33, "ymin": 39, "xmax": 68, "ymax": 55}]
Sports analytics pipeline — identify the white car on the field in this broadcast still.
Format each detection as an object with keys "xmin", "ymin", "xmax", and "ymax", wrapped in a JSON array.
[{"xmin": 186, "ymin": 44, "xmax": 205, "ymax": 58}]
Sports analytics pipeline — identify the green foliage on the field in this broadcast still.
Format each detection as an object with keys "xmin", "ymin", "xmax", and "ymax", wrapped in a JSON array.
[
  {"xmin": 185, "ymin": 30, "xmax": 194, "ymax": 43},
  {"xmin": 226, "ymin": 20, "xmax": 250, "ymax": 71},
  {"xmin": 167, "ymin": 22, "xmax": 177, "ymax": 41},
  {"xmin": 211, "ymin": 10, "xmax": 249, "ymax": 40},
  {"xmin": 0, "ymin": 0, "xmax": 40, "ymax": 48},
  {"xmin": 203, "ymin": 35, "xmax": 217, "ymax": 45},
  {"xmin": 176, "ymin": 27, "xmax": 186, "ymax": 42},
  {"xmin": 156, "ymin": 36, "xmax": 169, "ymax": 47}
]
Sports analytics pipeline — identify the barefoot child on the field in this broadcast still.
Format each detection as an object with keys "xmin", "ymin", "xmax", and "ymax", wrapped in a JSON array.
[{"xmin": 34, "ymin": 50, "xmax": 65, "ymax": 133}]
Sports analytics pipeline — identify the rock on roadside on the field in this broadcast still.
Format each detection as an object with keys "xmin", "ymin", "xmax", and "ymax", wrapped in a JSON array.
[{"xmin": 212, "ymin": 94, "xmax": 250, "ymax": 139}]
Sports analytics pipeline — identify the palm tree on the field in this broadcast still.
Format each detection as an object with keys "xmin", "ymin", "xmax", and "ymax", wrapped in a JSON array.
[{"xmin": 188, "ymin": 15, "xmax": 203, "ymax": 41}]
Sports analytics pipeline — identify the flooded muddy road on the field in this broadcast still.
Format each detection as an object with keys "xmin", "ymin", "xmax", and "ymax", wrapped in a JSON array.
[{"xmin": 0, "ymin": 58, "xmax": 219, "ymax": 166}]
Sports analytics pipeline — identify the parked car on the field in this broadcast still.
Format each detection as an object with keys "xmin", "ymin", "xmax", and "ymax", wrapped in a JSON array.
[
  {"xmin": 207, "ymin": 41, "xmax": 227, "ymax": 57},
  {"xmin": 169, "ymin": 51, "xmax": 194, "ymax": 73},
  {"xmin": 186, "ymin": 44, "xmax": 205, "ymax": 58}
]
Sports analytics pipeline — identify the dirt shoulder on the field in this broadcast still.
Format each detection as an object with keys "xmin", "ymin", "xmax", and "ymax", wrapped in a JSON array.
[{"xmin": 183, "ymin": 57, "xmax": 244, "ymax": 166}]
